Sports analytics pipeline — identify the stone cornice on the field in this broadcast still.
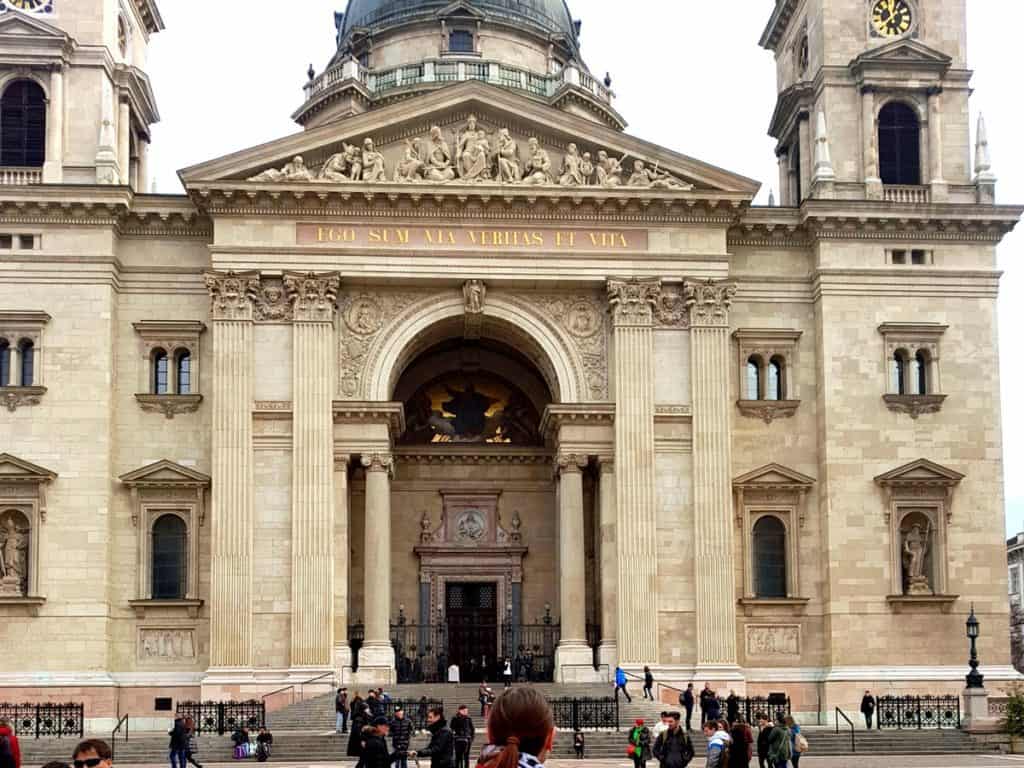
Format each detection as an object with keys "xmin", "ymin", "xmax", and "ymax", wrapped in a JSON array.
[
  {"xmin": 539, "ymin": 403, "xmax": 615, "ymax": 439},
  {"xmin": 332, "ymin": 400, "xmax": 406, "ymax": 438},
  {"xmin": 759, "ymin": 0, "xmax": 799, "ymax": 51},
  {"xmin": 394, "ymin": 448, "xmax": 551, "ymax": 465}
]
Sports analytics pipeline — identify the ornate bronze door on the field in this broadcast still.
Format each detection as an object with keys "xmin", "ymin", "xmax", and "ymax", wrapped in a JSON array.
[{"xmin": 445, "ymin": 582, "xmax": 498, "ymax": 682}]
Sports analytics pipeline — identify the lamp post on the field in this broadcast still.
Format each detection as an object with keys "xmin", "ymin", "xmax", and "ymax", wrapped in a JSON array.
[{"xmin": 966, "ymin": 604, "xmax": 984, "ymax": 689}]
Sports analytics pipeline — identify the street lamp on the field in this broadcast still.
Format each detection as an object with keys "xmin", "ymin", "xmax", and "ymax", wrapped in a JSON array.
[{"xmin": 965, "ymin": 604, "xmax": 984, "ymax": 689}]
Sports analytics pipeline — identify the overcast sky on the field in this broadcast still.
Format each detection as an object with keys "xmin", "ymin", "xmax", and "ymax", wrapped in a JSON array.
[{"xmin": 147, "ymin": 2, "xmax": 1023, "ymax": 535}]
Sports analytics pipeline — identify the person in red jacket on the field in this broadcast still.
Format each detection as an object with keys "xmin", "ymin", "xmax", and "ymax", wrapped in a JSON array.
[{"xmin": 0, "ymin": 717, "xmax": 22, "ymax": 768}]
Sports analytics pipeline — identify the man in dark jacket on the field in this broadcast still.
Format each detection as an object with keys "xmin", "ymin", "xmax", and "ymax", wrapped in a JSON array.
[
  {"xmin": 653, "ymin": 712, "xmax": 694, "ymax": 768},
  {"xmin": 680, "ymin": 685, "xmax": 695, "ymax": 732},
  {"xmin": 363, "ymin": 717, "xmax": 403, "ymax": 768},
  {"xmin": 860, "ymin": 690, "xmax": 877, "ymax": 730},
  {"xmin": 391, "ymin": 707, "xmax": 414, "ymax": 768},
  {"xmin": 336, "ymin": 688, "xmax": 350, "ymax": 734},
  {"xmin": 449, "ymin": 705, "xmax": 475, "ymax": 768},
  {"xmin": 698, "ymin": 684, "xmax": 717, "ymax": 726},
  {"xmin": 725, "ymin": 691, "xmax": 740, "ymax": 725},
  {"xmin": 413, "ymin": 708, "xmax": 454, "ymax": 768},
  {"xmin": 756, "ymin": 714, "xmax": 772, "ymax": 768},
  {"xmin": 168, "ymin": 716, "xmax": 189, "ymax": 768}
]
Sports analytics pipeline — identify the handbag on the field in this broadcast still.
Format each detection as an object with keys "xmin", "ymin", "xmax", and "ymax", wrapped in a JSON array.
[
  {"xmin": 795, "ymin": 733, "xmax": 809, "ymax": 753},
  {"xmin": 626, "ymin": 744, "xmax": 636, "ymax": 757},
  {"xmin": 233, "ymin": 746, "xmax": 246, "ymax": 760}
]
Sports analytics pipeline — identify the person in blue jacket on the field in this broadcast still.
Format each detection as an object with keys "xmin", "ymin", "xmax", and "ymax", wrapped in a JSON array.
[{"xmin": 615, "ymin": 666, "xmax": 633, "ymax": 703}]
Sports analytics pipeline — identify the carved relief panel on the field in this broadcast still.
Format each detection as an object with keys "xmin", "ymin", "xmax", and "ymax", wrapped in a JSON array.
[
  {"xmin": 138, "ymin": 628, "xmax": 198, "ymax": 663},
  {"xmin": 745, "ymin": 625, "xmax": 801, "ymax": 658}
]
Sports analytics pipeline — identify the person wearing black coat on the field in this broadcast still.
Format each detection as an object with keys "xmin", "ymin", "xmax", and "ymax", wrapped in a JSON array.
[
  {"xmin": 698, "ymin": 684, "xmax": 717, "ymax": 726},
  {"xmin": 755, "ymin": 714, "xmax": 772, "ymax": 768},
  {"xmin": 168, "ymin": 716, "xmax": 189, "ymax": 768},
  {"xmin": 449, "ymin": 705, "xmax": 475, "ymax": 768},
  {"xmin": 653, "ymin": 713, "xmax": 694, "ymax": 768},
  {"xmin": 391, "ymin": 708, "xmax": 414, "ymax": 768},
  {"xmin": 725, "ymin": 692, "xmax": 740, "ymax": 725},
  {"xmin": 363, "ymin": 717, "xmax": 403, "ymax": 768},
  {"xmin": 860, "ymin": 691, "xmax": 877, "ymax": 730},
  {"xmin": 347, "ymin": 696, "xmax": 369, "ymax": 758},
  {"xmin": 413, "ymin": 708, "xmax": 454, "ymax": 768},
  {"xmin": 680, "ymin": 685, "xmax": 695, "ymax": 732}
]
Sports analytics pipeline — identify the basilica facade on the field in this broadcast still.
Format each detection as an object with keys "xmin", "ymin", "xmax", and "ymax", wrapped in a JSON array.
[{"xmin": 0, "ymin": 0, "xmax": 1021, "ymax": 729}]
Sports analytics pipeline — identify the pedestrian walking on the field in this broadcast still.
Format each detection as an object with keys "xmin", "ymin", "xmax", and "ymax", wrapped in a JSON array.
[
  {"xmin": 725, "ymin": 690, "xmax": 740, "ymax": 725},
  {"xmin": 627, "ymin": 719, "xmax": 651, "ymax": 768},
  {"xmin": 701, "ymin": 722, "xmax": 727, "ymax": 768},
  {"xmin": 475, "ymin": 687, "xmax": 555, "ymax": 768},
  {"xmin": 698, "ymin": 684, "xmax": 717, "ymax": 725},
  {"xmin": 336, "ymin": 687, "xmax": 350, "ymax": 734},
  {"xmin": 615, "ymin": 666, "xmax": 633, "ymax": 703},
  {"xmin": 417, "ymin": 696, "xmax": 429, "ymax": 733},
  {"xmin": 729, "ymin": 716, "xmax": 754, "ymax": 767},
  {"xmin": 168, "ymin": 715, "xmax": 188, "ymax": 768},
  {"xmin": 502, "ymin": 658, "xmax": 513, "ymax": 688},
  {"xmin": 860, "ymin": 690, "xmax": 876, "ymax": 730},
  {"xmin": 391, "ymin": 707, "xmax": 414, "ymax": 768},
  {"xmin": 755, "ymin": 713, "xmax": 772, "ymax": 768},
  {"xmin": 643, "ymin": 666, "xmax": 655, "ymax": 700},
  {"xmin": 362, "ymin": 716, "xmax": 402, "ymax": 768},
  {"xmin": 680, "ymin": 684, "xmax": 695, "ymax": 732},
  {"xmin": 785, "ymin": 716, "xmax": 805, "ymax": 767},
  {"xmin": 450, "ymin": 705, "xmax": 476, "ymax": 768},
  {"xmin": 183, "ymin": 718, "xmax": 202, "ymax": 768},
  {"xmin": 348, "ymin": 694, "xmax": 368, "ymax": 759},
  {"xmin": 411, "ymin": 707, "xmax": 454, "ymax": 768},
  {"xmin": 653, "ymin": 712, "xmax": 694, "ymax": 768},
  {"xmin": 0, "ymin": 717, "xmax": 21, "ymax": 768},
  {"xmin": 478, "ymin": 682, "xmax": 491, "ymax": 717},
  {"xmin": 573, "ymin": 731, "xmax": 585, "ymax": 760},
  {"xmin": 767, "ymin": 716, "xmax": 791, "ymax": 768}
]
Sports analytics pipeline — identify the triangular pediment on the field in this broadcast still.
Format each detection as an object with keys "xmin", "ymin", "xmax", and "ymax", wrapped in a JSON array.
[
  {"xmin": 436, "ymin": 1, "xmax": 486, "ymax": 20},
  {"xmin": 874, "ymin": 458, "xmax": 964, "ymax": 488},
  {"xmin": 119, "ymin": 460, "xmax": 211, "ymax": 487},
  {"xmin": 851, "ymin": 39, "xmax": 952, "ymax": 75},
  {"xmin": 0, "ymin": 453, "xmax": 57, "ymax": 483},
  {"xmin": 734, "ymin": 463, "xmax": 816, "ymax": 490},
  {"xmin": 0, "ymin": 11, "xmax": 69, "ymax": 40},
  {"xmin": 179, "ymin": 80, "xmax": 759, "ymax": 197}
]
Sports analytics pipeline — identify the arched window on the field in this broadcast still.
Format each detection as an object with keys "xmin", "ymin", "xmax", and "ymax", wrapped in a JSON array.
[
  {"xmin": 891, "ymin": 349, "xmax": 910, "ymax": 395},
  {"xmin": 151, "ymin": 514, "xmax": 187, "ymax": 600},
  {"xmin": 152, "ymin": 348, "xmax": 169, "ymax": 394},
  {"xmin": 449, "ymin": 30, "xmax": 474, "ymax": 53},
  {"xmin": 746, "ymin": 356, "xmax": 762, "ymax": 400},
  {"xmin": 175, "ymin": 350, "xmax": 191, "ymax": 395},
  {"xmin": 767, "ymin": 357, "xmax": 785, "ymax": 401},
  {"xmin": 18, "ymin": 339, "xmax": 33, "ymax": 387},
  {"xmin": 1, "ymin": 80, "xmax": 46, "ymax": 168},
  {"xmin": 0, "ymin": 339, "xmax": 9, "ymax": 387},
  {"xmin": 878, "ymin": 102, "xmax": 921, "ymax": 186},
  {"xmin": 752, "ymin": 516, "xmax": 787, "ymax": 598},
  {"xmin": 915, "ymin": 349, "xmax": 930, "ymax": 395}
]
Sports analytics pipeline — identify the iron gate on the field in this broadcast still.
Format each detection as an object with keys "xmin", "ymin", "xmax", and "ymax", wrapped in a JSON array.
[
  {"xmin": 877, "ymin": 695, "xmax": 960, "ymax": 729},
  {"xmin": 0, "ymin": 703, "xmax": 84, "ymax": 738}
]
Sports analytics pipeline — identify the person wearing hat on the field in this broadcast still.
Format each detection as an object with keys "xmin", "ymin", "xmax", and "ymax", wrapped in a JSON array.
[
  {"xmin": 362, "ymin": 716, "xmax": 403, "ymax": 768},
  {"xmin": 627, "ymin": 718, "xmax": 652, "ymax": 768},
  {"xmin": 391, "ymin": 706, "xmax": 414, "ymax": 768}
]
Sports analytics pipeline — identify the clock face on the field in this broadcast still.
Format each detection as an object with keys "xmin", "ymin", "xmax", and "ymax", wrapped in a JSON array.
[
  {"xmin": 0, "ymin": 0, "xmax": 54, "ymax": 12},
  {"xmin": 871, "ymin": 0, "xmax": 913, "ymax": 37}
]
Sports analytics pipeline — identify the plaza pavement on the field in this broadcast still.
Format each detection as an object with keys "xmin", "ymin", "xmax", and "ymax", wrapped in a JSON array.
[{"xmin": 111, "ymin": 759, "xmax": 1024, "ymax": 768}]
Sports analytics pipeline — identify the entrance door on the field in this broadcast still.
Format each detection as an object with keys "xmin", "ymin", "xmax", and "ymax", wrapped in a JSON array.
[{"xmin": 446, "ymin": 582, "xmax": 498, "ymax": 682}]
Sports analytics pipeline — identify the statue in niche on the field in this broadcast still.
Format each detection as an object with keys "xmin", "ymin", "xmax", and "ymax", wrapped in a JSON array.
[
  {"xmin": 559, "ymin": 143, "xmax": 587, "ymax": 186},
  {"xmin": 496, "ymin": 129, "xmax": 521, "ymax": 183},
  {"xmin": 902, "ymin": 521, "xmax": 933, "ymax": 595},
  {"xmin": 424, "ymin": 126, "xmax": 457, "ymax": 182},
  {"xmin": 463, "ymin": 280, "xmax": 486, "ymax": 314},
  {"xmin": 522, "ymin": 138, "xmax": 554, "ymax": 185},
  {"xmin": 361, "ymin": 138, "xmax": 387, "ymax": 182},
  {"xmin": 248, "ymin": 155, "xmax": 314, "ymax": 183},
  {"xmin": 627, "ymin": 159, "xmax": 693, "ymax": 190},
  {"xmin": 319, "ymin": 144, "xmax": 362, "ymax": 182},
  {"xmin": 0, "ymin": 511, "xmax": 29, "ymax": 596},
  {"xmin": 394, "ymin": 138, "xmax": 425, "ymax": 182},
  {"xmin": 596, "ymin": 150, "xmax": 626, "ymax": 187}
]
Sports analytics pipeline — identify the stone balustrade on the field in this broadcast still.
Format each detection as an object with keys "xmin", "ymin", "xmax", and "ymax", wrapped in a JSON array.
[
  {"xmin": 0, "ymin": 167, "xmax": 43, "ymax": 186},
  {"xmin": 884, "ymin": 184, "xmax": 930, "ymax": 204}
]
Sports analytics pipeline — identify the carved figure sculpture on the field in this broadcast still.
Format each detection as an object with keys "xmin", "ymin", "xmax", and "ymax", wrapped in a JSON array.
[
  {"xmin": 420, "ymin": 511, "xmax": 435, "ymax": 544},
  {"xmin": 596, "ymin": 150, "xmax": 625, "ymax": 187},
  {"xmin": 319, "ymin": 145, "xmax": 361, "ymax": 182},
  {"xmin": 394, "ymin": 138, "xmax": 425, "ymax": 182},
  {"xmin": 248, "ymin": 156, "xmax": 314, "ymax": 183},
  {"xmin": 559, "ymin": 143, "xmax": 586, "ymax": 186},
  {"xmin": 460, "ymin": 130, "xmax": 491, "ymax": 181},
  {"xmin": 522, "ymin": 138, "xmax": 554, "ymax": 186},
  {"xmin": 424, "ymin": 126, "xmax": 457, "ymax": 182},
  {"xmin": 456, "ymin": 510, "xmax": 486, "ymax": 543},
  {"xmin": 455, "ymin": 114, "xmax": 481, "ymax": 179},
  {"xmin": 361, "ymin": 138, "xmax": 387, "ymax": 182},
  {"xmin": 0, "ymin": 512, "xmax": 28, "ymax": 596},
  {"xmin": 627, "ymin": 160, "xmax": 692, "ymax": 190},
  {"xmin": 496, "ymin": 129, "xmax": 521, "ymax": 183},
  {"xmin": 902, "ymin": 523, "xmax": 933, "ymax": 595},
  {"xmin": 463, "ymin": 280, "xmax": 486, "ymax": 314},
  {"xmin": 509, "ymin": 511, "xmax": 523, "ymax": 543},
  {"xmin": 580, "ymin": 152, "xmax": 594, "ymax": 184}
]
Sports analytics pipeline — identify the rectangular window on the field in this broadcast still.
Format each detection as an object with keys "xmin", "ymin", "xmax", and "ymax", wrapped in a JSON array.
[
  {"xmin": 17, "ymin": 235, "xmax": 33, "ymax": 250},
  {"xmin": 449, "ymin": 30, "xmax": 475, "ymax": 53},
  {"xmin": 1012, "ymin": 567, "xmax": 1020, "ymax": 595},
  {"xmin": 154, "ymin": 697, "xmax": 173, "ymax": 712},
  {"xmin": 0, "ymin": 235, "xmax": 11, "ymax": 249},
  {"xmin": 911, "ymin": 249, "xmax": 928, "ymax": 265},
  {"xmin": 891, "ymin": 250, "xmax": 907, "ymax": 264}
]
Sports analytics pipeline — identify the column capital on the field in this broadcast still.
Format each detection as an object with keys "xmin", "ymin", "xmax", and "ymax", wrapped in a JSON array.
[
  {"xmin": 555, "ymin": 453, "xmax": 588, "ymax": 476},
  {"xmin": 285, "ymin": 271, "xmax": 341, "ymax": 323},
  {"xmin": 597, "ymin": 455, "xmax": 615, "ymax": 474},
  {"xmin": 683, "ymin": 279, "xmax": 737, "ymax": 328},
  {"xmin": 606, "ymin": 278, "xmax": 661, "ymax": 327},
  {"xmin": 205, "ymin": 270, "xmax": 260, "ymax": 322},
  {"xmin": 361, "ymin": 453, "xmax": 395, "ymax": 476}
]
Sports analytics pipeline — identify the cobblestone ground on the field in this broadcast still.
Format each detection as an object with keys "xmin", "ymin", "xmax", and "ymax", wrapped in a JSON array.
[{"xmin": 116, "ymin": 759, "xmax": 1024, "ymax": 768}]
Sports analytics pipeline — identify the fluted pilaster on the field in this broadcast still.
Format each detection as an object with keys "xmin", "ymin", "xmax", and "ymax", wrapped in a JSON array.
[
  {"xmin": 287, "ymin": 272, "xmax": 341, "ymax": 668},
  {"xmin": 205, "ymin": 270, "xmax": 260, "ymax": 668},
  {"xmin": 607, "ymin": 278, "xmax": 660, "ymax": 664},
  {"xmin": 362, "ymin": 453, "xmax": 394, "ymax": 649},
  {"xmin": 686, "ymin": 279, "xmax": 739, "ymax": 667}
]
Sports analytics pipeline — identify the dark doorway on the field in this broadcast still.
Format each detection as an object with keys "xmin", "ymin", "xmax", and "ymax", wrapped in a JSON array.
[{"xmin": 446, "ymin": 582, "xmax": 498, "ymax": 682}]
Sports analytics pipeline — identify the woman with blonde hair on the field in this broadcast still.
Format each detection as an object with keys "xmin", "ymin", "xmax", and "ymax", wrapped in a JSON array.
[{"xmin": 479, "ymin": 688, "xmax": 555, "ymax": 768}]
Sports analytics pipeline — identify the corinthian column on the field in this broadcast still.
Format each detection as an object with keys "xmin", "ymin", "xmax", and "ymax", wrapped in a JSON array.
[
  {"xmin": 205, "ymin": 270, "xmax": 260, "ymax": 670},
  {"xmin": 607, "ymin": 278, "xmax": 661, "ymax": 666},
  {"xmin": 685, "ymin": 279, "xmax": 739, "ymax": 671},
  {"xmin": 286, "ymin": 272, "xmax": 341, "ymax": 669},
  {"xmin": 359, "ymin": 452, "xmax": 395, "ymax": 682}
]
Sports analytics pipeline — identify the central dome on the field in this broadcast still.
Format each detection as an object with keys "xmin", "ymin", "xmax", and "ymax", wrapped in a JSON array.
[{"xmin": 336, "ymin": 0, "xmax": 579, "ymax": 51}]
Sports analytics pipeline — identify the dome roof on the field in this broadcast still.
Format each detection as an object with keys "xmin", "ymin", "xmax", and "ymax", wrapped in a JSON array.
[{"xmin": 335, "ymin": 0, "xmax": 579, "ymax": 51}]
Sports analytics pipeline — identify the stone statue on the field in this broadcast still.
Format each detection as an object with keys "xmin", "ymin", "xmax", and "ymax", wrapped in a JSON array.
[
  {"xmin": 596, "ymin": 150, "xmax": 626, "ymax": 187},
  {"xmin": 0, "ymin": 513, "xmax": 28, "ymax": 596},
  {"xmin": 319, "ymin": 145, "xmax": 362, "ymax": 182},
  {"xmin": 580, "ymin": 151, "xmax": 595, "ymax": 184},
  {"xmin": 394, "ymin": 138, "xmax": 425, "ymax": 182},
  {"xmin": 509, "ymin": 511, "xmax": 523, "ymax": 544},
  {"xmin": 248, "ymin": 155, "xmax": 314, "ymax": 183},
  {"xmin": 559, "ymin": 142, "xmax": 586, "ymax": 186},
  {"xmin": 627, "ymin": 159, "xmax": 693, "ymax": 190},
  {"xmin": 361, "ymin": 138, "xmax": 387, "ymax": 182},
  {"xmin": 496, "ymin": 129, "xmax": 521, "ymax": 183},
  {"xmin": 424, "ymin": 126, "xmax": 456, "ymax": 182},
  {"xmin": 463, "ymin": 280, "xmax": 486, "ymax": 314},
  {"xmin": 419, "ymin": 511, "xmax": 435, "ymax": 544},
  {"xmin": 522, "ymin": 138, "xmax": 554, "ymax": 186},
  {"xmin": 902, "ymin": 522, "xmax": 932, "ymax": 595},
  {"xmin": 458, "ymin": 128, "xmax": 491, "ymax": 181},
  {"xmin": 455, "ymin": 114, "xmax": 482, "ymax": 179}
]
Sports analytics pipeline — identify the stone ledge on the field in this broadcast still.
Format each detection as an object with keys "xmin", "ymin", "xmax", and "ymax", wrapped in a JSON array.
[
  {"xmin": 135, "ymin": 394, "xmax": 203, "ymax": 419},
  {"xmin": 129, "ymin": 598, "xmax": 204, "ymax": 619},
  {"xmin": 736, "ymin": 399, "xmax": 800, "ymax": 424},
  {"xmin": 0, "ymin": 595, "xmax": 46, "ymax": 616},
  {"xmin": 738, "ymin": 597, "xmax": 810, "ymax": 617},
  {"xmin": 883, "ymin": 394, "xmax": 947, "ymax": 419},
  {"xmin": 1, "ymin": 386, "xmax": 46, "ymax": 412},
  {"xmin": 886, "ymin": 594, "xmax": 959, "ymax": 613}
]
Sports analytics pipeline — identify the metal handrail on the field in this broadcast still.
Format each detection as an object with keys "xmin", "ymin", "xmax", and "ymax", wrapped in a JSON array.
[
  {"xmin": 111, "ymin": 714, "xmax": 129, "ymax": 762},
  {"xmin": 261, "ymin": 671, "xmax": 336, "ymax": 707},
  {"xmin": 299, "ymin": 671, "xmax": 336, "ymax": 703},
  {"xmin": 261, "ymin": 685, "xmax": 296, "ymax": 707},
  {"xmin": 835, "ymin": 707, "xmax": 855, "ymax": 753}
]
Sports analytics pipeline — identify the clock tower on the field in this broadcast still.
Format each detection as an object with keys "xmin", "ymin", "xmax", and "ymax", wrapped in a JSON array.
[
  {"xmin": 760, "ymin": 0, "xmax": 989, "ymax": 205},
  {"xmin": 0, "ymin": 0, "xmax": 162, "ymax": 186}
]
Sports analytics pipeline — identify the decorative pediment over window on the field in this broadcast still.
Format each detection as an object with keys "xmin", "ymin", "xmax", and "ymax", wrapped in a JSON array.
[
  {"xmin": 874, "ymin": 458, "xmax": 964, "ymax": 510},
  {"xmin": 119, "ymin": 460, "xmax": 211, "ymax": 526},
  {"xmin": 436, "ymin": 1, "xmax": 485, "ymax": 21},
  {"xmin": 734, "ymin": 463, "xmax": 816, "ymax": 493},
  {"xmin": 850, "ymin": 39, "xmax": 952, "ymax": 81},
  {"xmin": 0, "ymin": 453, "xmax": 55, "ymax": 607},
  {"xmin": 0, "ymin": 453, "xmax": 56, "ymax": 520}
]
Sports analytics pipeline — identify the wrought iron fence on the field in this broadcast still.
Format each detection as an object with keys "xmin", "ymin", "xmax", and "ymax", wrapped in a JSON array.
[
  {"xmin": 715, "ymin": 695, "xmax": 791, "ymax": 725},
  {"xmin": 505, "ymin": 622, "xmax": 561, "ymax": 682},
  {"xmin": 391, "ymin": 623, "xmax": 449, "ymax": 683},
  {"xmin": 176, "ymin": 700, "xmax": 266, "ymax": 735},
  {"xmin": 0, "ymin": 703, "xmax": 84, "ymax": 738},
  {"xmin": 550, "ymin": 697, "xmax": 618, "ymax": 731},
  {"xmin": 876, "ymin": 695, "xmax": 960, "ymax": 729}
]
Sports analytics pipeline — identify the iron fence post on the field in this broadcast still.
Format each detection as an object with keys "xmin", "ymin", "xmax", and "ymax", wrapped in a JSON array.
[{"xmin": 35, "ymin": 704, "xmax": 40, "ymax": 739}]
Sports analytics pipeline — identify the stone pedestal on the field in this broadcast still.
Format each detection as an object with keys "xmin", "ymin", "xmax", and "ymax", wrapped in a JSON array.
[{"xmin": 962, "ymin": 687, "xmax": 997, "ymax": 733}]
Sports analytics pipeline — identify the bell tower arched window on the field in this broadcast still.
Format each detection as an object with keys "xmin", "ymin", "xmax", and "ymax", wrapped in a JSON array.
[
  {"xmin": 0, "ymin": 80, "xmax": 46, "ymax": 168},
  {"xmin": 878, "ymin": 102, "xmax": 921, "ymax": 185}
]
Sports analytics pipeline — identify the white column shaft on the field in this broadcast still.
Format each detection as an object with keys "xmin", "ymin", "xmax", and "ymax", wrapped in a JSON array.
[
  {"xmin": 363, "ymin": 460, "xmax": 392, "ymax": 646},
  {"xmin": 558, "ymin": 463, "xmax": 587, "ymax": 643},
  {"xmin": 118, "ymin": 101, "xmax": 131, "ymax": 185},
  {"xmin": 44, "ymin": 68, "xmax": 63, "ymax": 183}
]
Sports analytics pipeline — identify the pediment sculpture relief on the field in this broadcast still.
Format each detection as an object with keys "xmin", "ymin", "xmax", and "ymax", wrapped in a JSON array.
[{"xmin": 247, "ymin": 113, "xmax": 694, "ymax": 190}]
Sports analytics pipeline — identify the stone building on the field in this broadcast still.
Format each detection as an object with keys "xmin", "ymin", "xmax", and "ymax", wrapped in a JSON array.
[
  {"xmin": 0, "ymin": 0, "xmax": 1020, "ymax": 728},
  {"xmin": 1008, "ymin": 534, "xmax": 1024, "ymax": 672}
]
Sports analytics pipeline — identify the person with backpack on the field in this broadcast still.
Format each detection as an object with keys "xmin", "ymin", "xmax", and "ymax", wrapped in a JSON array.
[
  {"xmin": 653, "ymin": 712, "xmax": 694, "ymax": 768},
  {"xmin": 627, "ymin": 719, "xmax": 651, "ymax": 768},
  {"xmin": 785, "ymin": 716, "xmax": 806, "ymax": 766},
  {"xmin": 183, "ymin": 717, "xmax": 202, "ymax": 768},
  {"xmin": 450, "ymin": 705, "xmax": 475, "ymax": 768},
  {"xmin": 0, "ymin": 718, "xmax": 19, "ymax": 768},
  {"xmin": 336, "ymin": 687, "xmax": 350, "ymax": 734},
  {"xmin": 767, "ymin": 716, "xmax": 791, "ymax": 768},
  {"xmin": 701, "ymin": 722, "xmax": 727, "ymax": 768}
]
